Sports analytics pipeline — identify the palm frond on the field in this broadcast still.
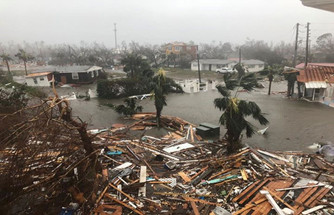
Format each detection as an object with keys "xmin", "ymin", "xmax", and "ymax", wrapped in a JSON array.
[
  {"xmin": 216, "ymin": 85, "xmax": 230, "ymax": 97},
  {"xmin": 214, "ymin": 97, "xmax": 229, "ymax": 111}
]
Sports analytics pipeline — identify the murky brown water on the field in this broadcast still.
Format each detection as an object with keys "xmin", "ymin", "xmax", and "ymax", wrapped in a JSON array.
[{"xmin": 45, "ymin": 81, "xmax": 334, "ymax": 153}]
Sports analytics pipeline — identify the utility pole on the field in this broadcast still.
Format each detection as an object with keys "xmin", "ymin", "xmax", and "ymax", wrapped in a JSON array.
[
  {"xmin": 293, "ymin": 23, "xmax": 299, "ymax": 67},
  {"xmin": 196, "ymin": 45, "xmax": 201, "ymax": 83},
  {"xmin": 305, "ymin": 22, "xmax": 310, "ymax": 69},
  {"xmin": 293, "ymin": 23, "xmax": 302, "ymax": 98},
  {"xmin": 114, "ymin": 23, "xmax": 118, "ymax": 50}
]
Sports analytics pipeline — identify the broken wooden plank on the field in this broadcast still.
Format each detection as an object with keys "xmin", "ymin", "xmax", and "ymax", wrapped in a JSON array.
[
  {"xmin": 178, "ymin": 171, "xmax": 191, "ymax": 183},
  {"xmin": 260, "ymin": 190, "xmax": 285, "ymax": 215},
  {"xmin": 105, "ymin": 193, "xmax": 144, "ymax": 215},
  {"xmin": 109, "ymin": 183, "xmax": 137, "ymax": 203},
  {"xmin": 190, "ymin": 200, "xmax": 200, "ymax": 215},
  {"xmin": 138, "ymin": 166, "xmax": 147, "ymax": 197}
]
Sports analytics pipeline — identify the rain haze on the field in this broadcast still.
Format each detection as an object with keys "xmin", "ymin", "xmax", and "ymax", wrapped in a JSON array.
[{"xmin": 1, "ymin": 0, "xmax": 334, "ymax": 46}]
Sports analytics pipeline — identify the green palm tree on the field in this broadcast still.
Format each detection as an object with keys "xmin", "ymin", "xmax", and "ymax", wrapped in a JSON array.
[
  {"xmin": 109, "ymin": 98, "xmax": 143, "ymax": 116},
  {"xmin": 121, "ymin": 53, "xmax": 143, "ymax": 78},
  {"xmin": 0, "ymin": 53, "xmax": 12, "ymax": 78},
  {"xmin": 214, "ymin": 73, "xmax": 269, "ymax": 153},
  {"xmin": 15, "ymin": 49, "xmax": 34, "ymax": 75},
  {"xmin": 152, "ymin": 68, "xmax": 167, "ymax": 127}
]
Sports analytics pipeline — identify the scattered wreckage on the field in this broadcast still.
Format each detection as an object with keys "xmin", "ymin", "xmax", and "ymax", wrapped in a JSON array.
[{"xmin": 2, "ymin": 108, "xmax": 334, "ymax": 214}]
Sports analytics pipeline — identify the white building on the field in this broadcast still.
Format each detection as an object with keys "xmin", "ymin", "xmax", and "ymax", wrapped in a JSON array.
[
  {"xmin": 191, "ymin": 59, "xmax": 265, "ymax": 73},
  {"xmin": 25, "ymin": 72, "xmax": 53, "ymax": 87}
]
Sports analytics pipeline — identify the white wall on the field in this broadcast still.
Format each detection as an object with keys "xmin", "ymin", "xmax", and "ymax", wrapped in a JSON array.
[
  {"xmin": 245, "ymin": 64, "xmax": 265, "ymax": 72},
  {"xmin": 26, "ymin": 76, "xmax": 51, "ymax": 87}
]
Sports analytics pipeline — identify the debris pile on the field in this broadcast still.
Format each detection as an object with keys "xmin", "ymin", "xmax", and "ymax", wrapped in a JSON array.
[
  {"xmin": 1, "ymin": 104, "xmax": 334, "ymax": 214},
  {"xmin": 87, "ymin": 113, "xmax": 334, "ymax": 215}
]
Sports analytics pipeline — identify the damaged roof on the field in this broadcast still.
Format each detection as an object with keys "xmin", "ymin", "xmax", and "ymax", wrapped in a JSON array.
[{"xmin": 297, "ymin": 66, "xmax": 334, "ymax": 88}]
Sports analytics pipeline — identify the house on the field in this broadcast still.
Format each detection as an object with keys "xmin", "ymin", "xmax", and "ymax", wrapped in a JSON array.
[
  {"xmin": 190, "ymin": 59, "xmax": 265, "ymax": 72},
  {"xmin": 297, "ymin": 66, "xmax": 334, "ymax": 101},
  {"xmin": 165, "ymin": 42, "xmax": 197, "ymax": 58},
  {"xmin": 52, "ymin": 66, "xmax": 103, "ymax": 85},
  {"xmin": 25, "ymin": 72, "xmax": 53, "ymax": 87},
  {"xmin": 27, "ymin": 65, "xmax": 103, "ymax": 86}
]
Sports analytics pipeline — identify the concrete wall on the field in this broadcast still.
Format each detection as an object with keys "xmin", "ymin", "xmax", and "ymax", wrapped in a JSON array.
[{"xmin": 26, "ymin": 76, "xmax": 51, "ymax": 87}]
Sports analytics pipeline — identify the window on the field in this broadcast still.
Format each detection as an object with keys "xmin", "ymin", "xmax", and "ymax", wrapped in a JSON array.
[
  {"xmin": 72, "ymin": 72, "xmax": 79, "ymax": 80},
  {"xmin": 174, "ymin": 46, "xmax": 181, "ymax": 51},
  {"xmin": 40, "ymin": 77, "xmax": 44, "ymax": 81},
  {"xmin": 33, "ymin": 78, "xmax": 38, "ymax": 84},
  {"xmin": 193, "ymin": 63, "xmax": 198, "ymax": 67}
]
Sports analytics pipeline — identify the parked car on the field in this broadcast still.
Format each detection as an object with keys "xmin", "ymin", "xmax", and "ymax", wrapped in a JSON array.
[{"xmin": 216, "ymin": 67, "xmax": 233, "ymax": 74}]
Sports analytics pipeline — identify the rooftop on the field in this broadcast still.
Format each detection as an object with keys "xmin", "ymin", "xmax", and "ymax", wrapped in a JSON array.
[
  {"xmin": 31, "ymin": 65, "xmax": 103, "ymax": 74},
  {"xmin": 192, "ymin": 59, "xmax": 264, "ymax": 65},
  {"xmin": 25, "ymin": 72, "xmax": 52, "ymax": 78},
  {"xmin": 297, "ymin": 66, "xmax": 334, "ymax": 88}
]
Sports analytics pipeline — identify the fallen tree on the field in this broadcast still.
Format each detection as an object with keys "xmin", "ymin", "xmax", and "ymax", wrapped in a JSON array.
[{"xmin": 0, "ymin": 87, "xmax": 100, "ymax": 214}]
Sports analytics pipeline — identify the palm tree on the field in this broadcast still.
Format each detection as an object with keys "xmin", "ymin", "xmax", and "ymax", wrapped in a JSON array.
[
  {"xmin": 0, "ymin": 53, "xmax": 12, "ymax": 77},
  {"xmin": 121, "ymin": 53, "xmax": 143, "ymax": 78},
  {"xmin": 214, "ymin": 73, "xmax": 269, "ymax": 153},
  {"xmin": 152, "ymin": 68, "xmax": 167, "ymax": 127},
  {"xmin": 109, "ymin": 98, "xmax": 143, "ymax": 116},
  {"xmin": 15, "ymin": 49, "xmax": 34, "ymax": 75}
]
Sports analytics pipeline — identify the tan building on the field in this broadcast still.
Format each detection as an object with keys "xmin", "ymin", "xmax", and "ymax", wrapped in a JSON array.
[{"xmin": 165, "ymin": 42, "xmax": 197, "ymax": 58}]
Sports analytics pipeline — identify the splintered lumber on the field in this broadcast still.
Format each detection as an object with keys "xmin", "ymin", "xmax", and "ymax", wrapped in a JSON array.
[
  {"xmin": 260, "ymin": 190, "xmax": 285, "ymax": 215},
  {"xmin": 208, "ymin": 168, "xmax": 232, "ymax": 180},
  {"xmin": 109, "ymin": 183, "xmax": 137, "ymax": 203},
  {"xmin": 183, "ymin": 196, "xmax": 222, "ymax": 206},
  {"xmin": 105, "ymin": 193, "xmax": 144, "ymax": 215},
  {"xmin": 190, "ymin": 166, "xmax": 208, "ymax": 180},
  {"xmin": 178, "ymin": 171, "xmax": 191, "ymax": 183},
  {"xmin": 138, "ymin": 166, "xmax": 147, "ymax": 197},
  {"xmin": 263, "ymin": 187, "xmax": 295, "ymax": 212},
  {"xmin": 240, "ymin": 169, "xmax": 248, "ymax": 181},
  {"xmin": 301, "ymin": 205, "xmax": 326, "ymax": 214},
  {"xmin": 143, "ymin": 159, "xmax": 159, "ymax": 180},
  {"xmin": 190, "ymin": 200, "xmax": 200, "ymax": 215},
  {"xmin": 233, "ymin": 198, "xmax": 267, "ymax": 215},
  {"xmin": 275, "ymin": 184, "xmax": 325, "ymax": 192},
  {"xmin": 95, "ymin": 185, "xmax": 109, "ymax": 205}
]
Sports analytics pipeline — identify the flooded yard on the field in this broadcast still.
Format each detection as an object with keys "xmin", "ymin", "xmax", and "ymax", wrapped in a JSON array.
[{"xmin": 42, "ymin": 80, "xmax": 334, "ymax": 153}]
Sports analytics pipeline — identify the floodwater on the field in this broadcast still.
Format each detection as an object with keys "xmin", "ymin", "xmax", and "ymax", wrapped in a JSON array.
[{"xmin": 45, "ymin": 81, "xmax": 334, "ymax": 153}]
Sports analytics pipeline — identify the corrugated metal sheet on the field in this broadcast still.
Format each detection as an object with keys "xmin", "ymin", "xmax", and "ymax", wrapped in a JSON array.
[{"xmin": 297, "ymin": 66, "xmax": 334, "ymax": 88}]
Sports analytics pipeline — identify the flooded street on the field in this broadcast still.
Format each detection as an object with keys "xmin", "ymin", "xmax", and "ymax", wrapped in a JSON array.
[{"xmin": 47, "ymin": 81, "xmax": 334, "ymax": 153}]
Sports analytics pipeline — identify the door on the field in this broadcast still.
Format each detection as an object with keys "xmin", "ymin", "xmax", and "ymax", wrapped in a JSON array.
[{"xmin": 61, "ymin": 75, "xmax": 67, "ymax": 84}]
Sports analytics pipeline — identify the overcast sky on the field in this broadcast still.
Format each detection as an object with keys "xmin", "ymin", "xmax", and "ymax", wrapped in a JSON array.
[{"xmin": 1, "ymin": 0, "xmax": 334, "ymax": 47}]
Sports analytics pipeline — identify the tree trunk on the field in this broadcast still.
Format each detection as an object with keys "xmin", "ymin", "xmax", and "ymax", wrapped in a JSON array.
[
  {"xmin": 24, "ymin": 61, "xmax": 27, "ymax": 76},
  {"xmin": 5, "ymin": 60, "xmax": 11, "ymax": 77},
  {"xmin": 268, "ymin": 80, "xmax": 272, "ymax": 95},
  {"xmin": 156, "ymin": 109, "xmax": 161, "ymax": 128}
]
